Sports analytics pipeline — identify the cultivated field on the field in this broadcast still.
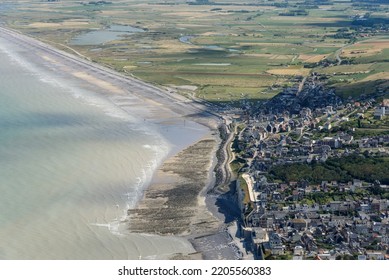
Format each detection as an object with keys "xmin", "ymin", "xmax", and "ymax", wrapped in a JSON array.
[{"xmin": 1, "ymin": 0, "xmax": 388, "ymax": 103}]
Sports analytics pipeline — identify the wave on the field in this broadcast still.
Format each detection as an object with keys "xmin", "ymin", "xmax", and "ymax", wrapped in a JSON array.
[
  {"xmin": 121, "ymin": 143, "xmax": 169, "ymax": 211},
  {"xmin": 0, "ymin": 39, "xmax": 137, "ymax": 124},
  {"xmin": 0, "ymin": 39, "xmax": 173, "ymax": 238}
]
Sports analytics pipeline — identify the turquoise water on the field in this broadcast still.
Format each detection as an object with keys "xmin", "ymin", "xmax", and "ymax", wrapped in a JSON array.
[{"xmin": 0, "ymin": 38, "xmax": 197, "ymax": 259}]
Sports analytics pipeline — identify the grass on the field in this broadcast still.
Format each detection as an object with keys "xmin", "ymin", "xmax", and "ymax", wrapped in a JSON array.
[
  {"xmin": 353, "ymin": 127, "xmax": 389, "ymax": 139},
  {"xmin": 315, "ymin": 63, "xmax": 374, "ymax": 75},
  {"xmin": 2, "ymin": 0, "xmax": 388, "ymax": 103},
  {"xmin": 199, "ymin": 85, "xmax": 278, "ymax": 102},
  {"xmin": 333, "ymin": 79, "xmax": 389, "ymax": 99},
  {"xmin": 238, "ymin": 174, "xmax": 252, "ymax": 207}
]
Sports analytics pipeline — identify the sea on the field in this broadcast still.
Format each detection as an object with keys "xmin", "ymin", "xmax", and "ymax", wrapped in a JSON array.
[{"xmin": 0, "ymin": 35, "xmax": 205, "ymax": 259}]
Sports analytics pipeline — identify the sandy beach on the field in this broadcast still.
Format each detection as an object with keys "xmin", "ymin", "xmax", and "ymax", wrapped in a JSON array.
[{"xmin": 0, "ymin": 26, "xmax": 239, "ymax": 259}]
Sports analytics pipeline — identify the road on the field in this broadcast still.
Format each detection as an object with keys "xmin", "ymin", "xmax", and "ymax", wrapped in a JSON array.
[
  {"xmin": 219, "ymin": 123, "xmax": 235, "ymax": 190},
  {"xmin": 335, "ymin": 43, "xmax": 351, "ymax": 66},
  {"xmin": 297, "ymin": 75, "xmax": 308, "ymax": 96}
]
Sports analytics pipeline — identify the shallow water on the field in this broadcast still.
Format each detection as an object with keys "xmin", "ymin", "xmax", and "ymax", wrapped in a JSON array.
[
  {"xmin": 70, "ymin": 25, "xmax": 144, "ymax": 46},
  {"xmin": 0, "ymin": 36, "xmax": 203, "ymax": 259}
]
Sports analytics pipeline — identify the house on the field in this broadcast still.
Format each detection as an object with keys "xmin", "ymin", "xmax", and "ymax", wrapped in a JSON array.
[
  {"xmin": 294, "ymin": 245, "xmax": 304, "ymax": 256},
  {"xmin": 268, "ymin": 232, "xmax": 284, "ymax": 255},
  {"xmin": 371, "ymin": 199, "xmax": 381, "ymax": 212},
  {"xmin": 252, "ymin": 227, "xmax": 268, "ymax": 244},
  {"xmin": 326, "ymin": 106, "xmax": 334, "ymax": 114},
  {"xmin": 381, "ymin": 235, "xmax": 389, "ymax": 245},
  {"xmin": 324, "ymin": 122, "xmax": 332, "ymax": 130},
  {"xmin": 292, "ymin": 190, "xmax": 300, "ymax": 201},
  {"xmin": 291, "ymin": 219, "xmax": 308, "ymax": 231},
  {"xmin": 329, "ymin": 216, "xmax": 347, "ymax": 227},
  {"xmin": 372, "ymin": 222, "xmax": 382, "ymax": 232},
  {"xmin": 317, "ymin": 253, "xmax": 332, "ymax": 260},
  {"xmin": 296, "ymin": 127, "xmax": 304, "ymax": 135},
  {"xmin": 330, "ymin": 201, "xmax": 342, "ymax": 212},
  {"xmin": 374, "ymin": 107, "xmax": 386, "ymax": 120},
  {"xmin": 367, "ymin": 252, "xmax": 385, "ymax": 260},
  {"xmin": 318, "ymin": 137, "xmax": 341, "ymax": 149},
  {"xmin": 339, "ymin": 134, "xmax": 354, "ymax": 144},
  {"xmin": 272, "ymin": 191, "xmax": 282, "ymax": 201},
  {"xmin": 360, "ymin": 204, "xmax": 370, "ymax": 212},
  {"xmin": 355, "ymin": 224, "xmax": 369, "ymax": 235},
  {"xmin": 354, "ymin": 179, "xmax": 363, "ymax": 187}
]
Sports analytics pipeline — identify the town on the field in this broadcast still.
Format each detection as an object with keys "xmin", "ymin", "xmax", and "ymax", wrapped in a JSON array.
[{"xmin": 225, "ymin": 75, "xmax": 389, "ymax": 260}]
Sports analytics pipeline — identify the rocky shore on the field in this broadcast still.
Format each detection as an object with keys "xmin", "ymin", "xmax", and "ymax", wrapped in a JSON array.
[
  {"xmin": 127, "ymin": 127, "xmax": 243, "ymax": 259},
  {"xmin": 0, "ymin": 26, "xmax": 243, "ymax": 259},
  {"xmin": 127, "ymin": 137, "xmax": 221, "ymax": 236}
]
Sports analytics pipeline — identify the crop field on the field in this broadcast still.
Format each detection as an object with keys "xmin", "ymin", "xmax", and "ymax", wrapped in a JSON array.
[
  {"xmin": 1, "ymin": 0, "xmax": 388, "ymax": 103},
  {"xmin": 267, "ymin": 67, "xmax": 311, "ymax": 76}
]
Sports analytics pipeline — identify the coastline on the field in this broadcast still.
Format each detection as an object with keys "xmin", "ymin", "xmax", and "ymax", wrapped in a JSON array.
[
  {"xmin": 127, "ymin": 129, "xmax": 242, "ymax": 260},
  {"xmin": 127, "ymin": 135, "xmax": 220, "ymax": 236},
  {"xmin": 0, "ymin": 26, "xmax": 239, "ymax": 259}
]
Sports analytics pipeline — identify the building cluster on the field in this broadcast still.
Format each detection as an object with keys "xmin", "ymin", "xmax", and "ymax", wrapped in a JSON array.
[
  {"xmin": 238, "ymin": 174, "xmax": 389, "ymax": 260},
  {"xmin": 374, "ymin": 99, "xmax": 389, "ymax": 120},
  {"xmin": 234, "ymin": 94, "xmax": 389, "ymax": 174},
  {"xmin": 263, "ymin": 75, "xmax": 342, "ymax": 115},
  {"xmin": 229, "ymin": 78, "xmax": 389, "ymax": 259}
]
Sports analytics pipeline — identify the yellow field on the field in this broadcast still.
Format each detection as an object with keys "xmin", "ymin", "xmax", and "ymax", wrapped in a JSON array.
[
  {"xmin": 6, "ymin": 0, "xmax": 387, "ymax": 103},
  {"xmin": 176, "ymin": 75, "xmax": 274, "ymax": 88},
  {"xmin": 238, "ymin": 42, "xmax": 289, "ymax": 47},
  {"xmin": 270, "ymin": 16, "xmax": 342, "ymax": 22},
  {"xmin": 201, "ymin": 32, "xmax": 227, "ymax": 36},
  {"xmin": 342, "ymin": 40, "xmax": 389, "ymax": 58},
  {"xmin": 299, "ymin": 54, "xmax": 327, "ymax": 63},
  {"xmin": 123, "ymin": 65, "xmax": 137, "ymax": 70},
  {"xmin": 165, "ymin": 11, "xmax": 214, "ymax": 18},
  {"xmin": 360, "ymin": 72, "xmax": 389, "ymax": 82},
  {"xmin": 28, "ymin": 21, "xmax": 90, "ymax": 28},
  {"xmin": 244, "ymin": 53, "xmax": 294, "ymax": 60},
  {"xmin": 267, "ymin": 67, "xmax": 311, "ymax": 76},
  {"xmin": 100, "ymin": 11, "xmax": 129, "ymax": 16}
]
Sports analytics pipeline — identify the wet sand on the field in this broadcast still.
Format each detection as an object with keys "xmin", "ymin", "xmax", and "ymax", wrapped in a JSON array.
[
  {"xmin": 0, "ymin": 26, "xmax": 240, "ymax": 259},
  {"xmin": 127, "ymin": 137, "xmax": 221, "ymax": 236},
  {"xmin": 127, "ymin": 132, "xmax": 242, "ymax": 260}
]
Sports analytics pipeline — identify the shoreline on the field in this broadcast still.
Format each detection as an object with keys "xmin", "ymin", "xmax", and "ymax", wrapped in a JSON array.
[
  {"xmin": 127, "ymin": 135, "xmax": 221, "ymax": 236},
  {"xmin": 127, "ymin": 130, "xmax": 242, "ymax": 260},
  {"xmin": 0, "ymin": 26, "xmax": 240, "ymax": 259}
]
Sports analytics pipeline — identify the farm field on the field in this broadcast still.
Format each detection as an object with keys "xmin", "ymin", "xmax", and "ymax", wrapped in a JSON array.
[{"xmin": 1, "ymin": 0, "xmax": 388, "ymax": 103}]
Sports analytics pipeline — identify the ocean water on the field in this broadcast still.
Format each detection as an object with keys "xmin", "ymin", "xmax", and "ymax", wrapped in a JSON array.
[{"xmin": 0, "ymin": 37, "xmax": 199, "ymax": 259}]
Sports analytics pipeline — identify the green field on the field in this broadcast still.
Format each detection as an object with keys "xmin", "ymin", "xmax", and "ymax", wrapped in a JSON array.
[{"xmin": 2, "ymin": 0, "xmax": 388, "ymax": 102}]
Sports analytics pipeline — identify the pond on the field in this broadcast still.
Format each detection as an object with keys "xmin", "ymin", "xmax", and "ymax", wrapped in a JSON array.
[
  {"xmin": 70, "ymin": 25, "xmax": 144, "ymax": 46},
  {"xmin": 179, "ymin": 35, "xmax": 195, "ymax": 45}
]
